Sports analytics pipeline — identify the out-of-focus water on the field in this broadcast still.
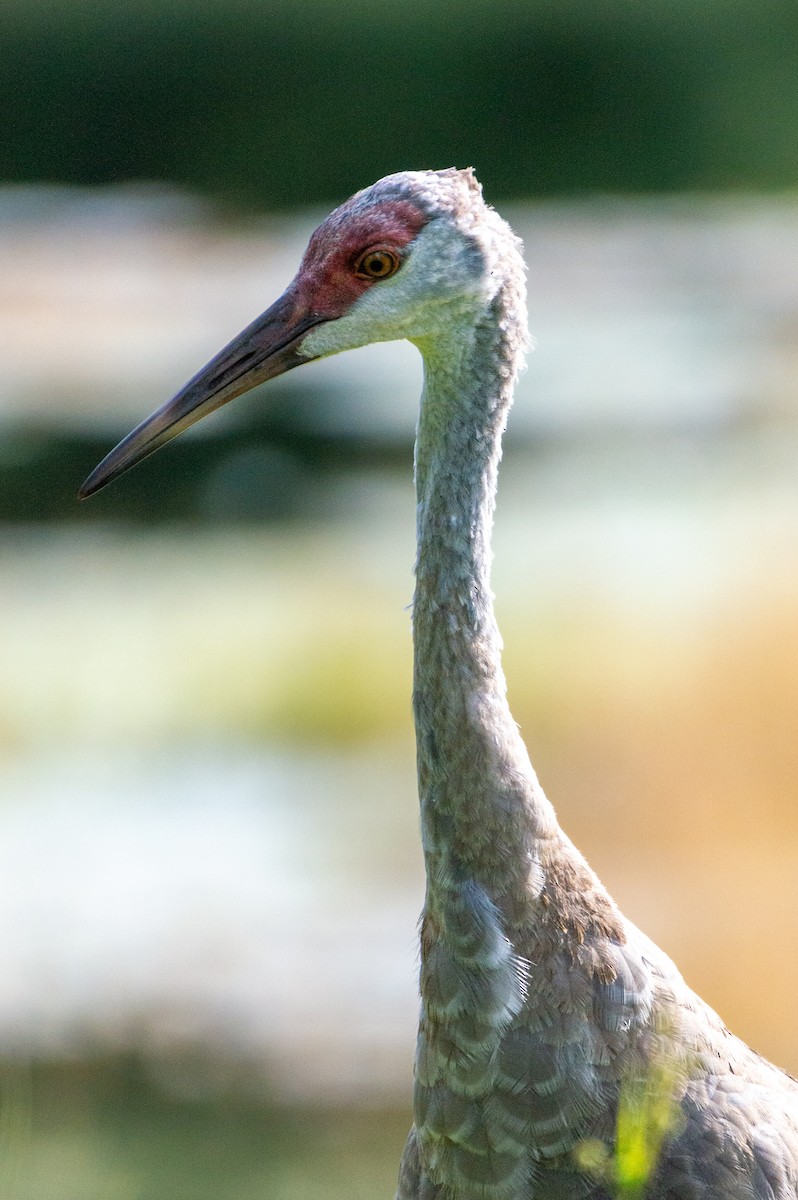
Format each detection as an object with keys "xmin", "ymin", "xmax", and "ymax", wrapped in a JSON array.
[{"xmin": 1, "ymin": 187, "xmax": 798, "ymax": 1194}]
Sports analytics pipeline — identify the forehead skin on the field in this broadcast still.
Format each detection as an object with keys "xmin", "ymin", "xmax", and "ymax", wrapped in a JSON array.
[{"xmin": 294, "ymin": 198, "xmax": 429, "ymax": 319}]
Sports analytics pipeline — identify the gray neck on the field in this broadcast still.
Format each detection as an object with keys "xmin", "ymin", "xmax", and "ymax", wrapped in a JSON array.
[{"xmin": 412, "ymin": 294, "xmax": 557, "ymax": 911}]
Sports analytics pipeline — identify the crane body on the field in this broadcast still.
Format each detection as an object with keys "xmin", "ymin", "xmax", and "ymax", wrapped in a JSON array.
[{"xmin": 81, "ymin": 169, "xmax": 798, "ymax": 1199}]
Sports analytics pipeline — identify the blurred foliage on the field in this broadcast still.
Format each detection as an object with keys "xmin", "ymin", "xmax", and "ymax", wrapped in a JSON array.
[
  {"xmin": 2, "ymin": 0, "xmax": 798, "ymax": 208},
  {"xmin": 0, "ymin": 1055, "xmax": 409, "ymax": 1199},
  {"xmin": 574, "ymin": 1020, "xmax": 687, "ymax": 1199},
  {"xmin": 4, "ymin": 402, "xmax": 407, "ymax": 524}
]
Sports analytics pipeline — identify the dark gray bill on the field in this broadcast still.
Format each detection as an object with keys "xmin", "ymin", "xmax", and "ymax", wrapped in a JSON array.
[{"xmin": 78, "ymin": 288, "xmax": 320, "ymax": 498}]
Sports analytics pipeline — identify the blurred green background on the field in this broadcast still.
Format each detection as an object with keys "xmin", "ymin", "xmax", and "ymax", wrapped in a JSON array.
[
  {"xmin": 2, "ymin": 1, "xmax": 798, "ymax": 1196},
  {"xmin": 5, "ymin": 0, "xmax": 798, "ymax": 207}
]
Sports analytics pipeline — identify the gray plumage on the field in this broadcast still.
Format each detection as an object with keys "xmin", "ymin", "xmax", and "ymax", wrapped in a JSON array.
[
  {"xmin": 79, "ymin": 168, "xmax": 798, "ymax": 1200},
  {"xmin": 395, "ymin": 170, "xmax": 798, "ymax": 1200}
]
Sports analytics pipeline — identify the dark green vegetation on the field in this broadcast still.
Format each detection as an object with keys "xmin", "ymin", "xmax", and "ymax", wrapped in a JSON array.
[
  {"xmin": 0, "ymin": 1056, "xmax": 410, "ymax": 1199},
  {"xmin": 3, "ymin": 0, "xmax": 798, "ymax": 209},
  {"xmin": 6, "ymin": 393, "xmax": 406, "ymax": 524}
]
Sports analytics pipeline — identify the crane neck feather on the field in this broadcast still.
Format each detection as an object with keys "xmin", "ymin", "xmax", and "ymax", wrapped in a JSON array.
[{"xmin": 411, "ymin": 276, "xmax": 558, "ymax": 907}]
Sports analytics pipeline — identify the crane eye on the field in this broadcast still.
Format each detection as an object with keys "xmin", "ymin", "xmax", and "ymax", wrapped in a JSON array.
[{"xmin": 354, "ymin": 248, "xmax": 401, "ymax": 280}]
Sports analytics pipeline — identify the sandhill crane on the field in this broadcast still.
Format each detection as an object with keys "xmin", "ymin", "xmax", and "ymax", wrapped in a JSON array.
[{"xmin": 80, "ymin": 169, "xmax": 798, "ymax": 1199}]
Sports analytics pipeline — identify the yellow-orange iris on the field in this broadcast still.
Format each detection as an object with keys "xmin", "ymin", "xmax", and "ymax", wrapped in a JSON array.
[{"xmin": 354, "ymin": 248, "xmax": 401, "ymax": 280}]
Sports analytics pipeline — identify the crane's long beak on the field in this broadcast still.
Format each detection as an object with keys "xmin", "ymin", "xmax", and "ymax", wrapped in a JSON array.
[{"xmin": 78, "ymin": 287, "xmax": 322, "ymax": 499}]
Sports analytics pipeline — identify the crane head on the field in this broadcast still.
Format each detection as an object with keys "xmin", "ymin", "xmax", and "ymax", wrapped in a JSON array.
[{"xmin": 79, "ymin": 168, "xmax": 520, "ymax": 498}]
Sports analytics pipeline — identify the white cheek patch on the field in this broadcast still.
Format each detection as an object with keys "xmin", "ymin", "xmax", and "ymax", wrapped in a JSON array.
[{"xmin": 298, "ymin": 222, "xmax": 492, "ymax": 361}]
